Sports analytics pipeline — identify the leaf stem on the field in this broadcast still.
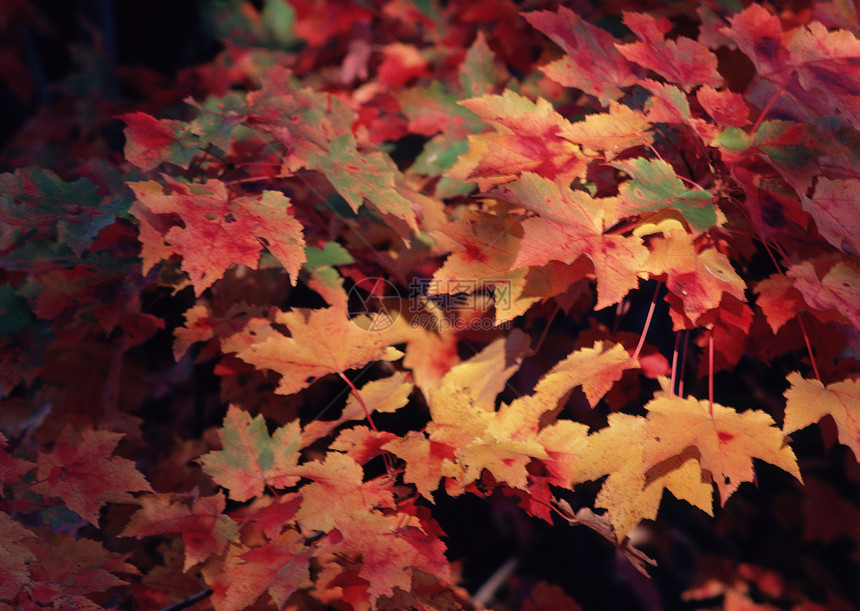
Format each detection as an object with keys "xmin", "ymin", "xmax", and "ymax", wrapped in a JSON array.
[
  {"xmin": 336, "ymin": 371, "xmax": 395, "ymax": 473},
  {"xmin": 678, "ymin": 330, "xmax": 689, "ymax": 398},
  {"xmin": 337, "ymin": 371, "xmax": 377, "ymax": 432},
  {"xmin": 749, "ymin": 78, "xmax": 790, "ymax": 135},
  {"xmin": 633, "ymin": 282, "xmax": 661, "ymax": 360},
  {"xmin": 795, "ymin": 314, "xmax": 822, "ymax": 382},
  {"xmin": 4, "ymin": 476, "xmax": 51, "ymax": 498},
  {"xmin": 670, "ymin": 331, "xmax": 680, "ymax": 399},
  {"xmin": 532, "ymin": 302, "xmax": 561, "ymax": 355},
  {"xmin": 708, "ymin": 328, "xmax": 715, "ymax": 418}
]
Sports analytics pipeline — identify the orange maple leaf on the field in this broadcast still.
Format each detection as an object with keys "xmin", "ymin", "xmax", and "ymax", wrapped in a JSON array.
[
  {"xmin": 617, "ymin": 11, "xmax": 723, "ymax": 91},
  {"xmin": 294, "ymin": 453, "xmax": 450, "ymax": 603},
  {"xmin": 524, "ymin": 7, "xmax": 641, "ymax": 105},
  {"xmin": 491, "ymin": 172, "xmax": 648, "ymax": 309},
  {"xmin": 129, "ymin": 177, "xmax": 306, "ymax": 296},
  {"xmin": 448, "ymin": 90, "xmax": 587, "ymax": 189},
  {"xmin": 564, "ymin": 101, "xmax": 653, "ymax": 159},
  {"xmin": 222, "ymin": 306, "xmax": 403, "ymax": 396},
  {"xmin": 642, "ymin": 229, "xmax": 746, "ymax": 327}
]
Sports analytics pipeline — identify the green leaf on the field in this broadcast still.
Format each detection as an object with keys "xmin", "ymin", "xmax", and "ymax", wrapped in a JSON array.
[
  {"xmin": 307, "ymin": 134, "xmax": 418, "ymax": 231},
  {"xmin": 260, "ymin": 0, "xmax": 297, "ymax": 47},
  {"xmin": 305, "ymin": 242, "xmax": 355, "ymax": 270},
  {"xmin": 613, "ymin": 158, "xmax": 716, "ymax": 233},
  {"xmin": 712, "ymin": 127, "xmax": 751, "ymax": 152}
]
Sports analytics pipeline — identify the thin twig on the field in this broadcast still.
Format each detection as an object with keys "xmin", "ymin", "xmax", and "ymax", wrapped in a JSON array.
[{"xmin": 158, "ymin": 588, "xmax": 213, "ymax": 611}]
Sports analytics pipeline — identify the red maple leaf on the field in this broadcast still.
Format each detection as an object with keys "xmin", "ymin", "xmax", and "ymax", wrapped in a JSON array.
[{"xmin": 36, "ymin": 427, "xmax": 152, "ymax": 526}]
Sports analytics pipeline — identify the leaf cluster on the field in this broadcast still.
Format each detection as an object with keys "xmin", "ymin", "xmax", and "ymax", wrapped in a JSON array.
[{"xmin": 0, "ymin": 0, "xmax": 858, "ymax": 609}]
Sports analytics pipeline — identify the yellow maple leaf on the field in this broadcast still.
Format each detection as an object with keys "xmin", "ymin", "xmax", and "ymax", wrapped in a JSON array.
[
  {"xmin": 642, "ymin": 390, "xmax": 801, "ymax": 505},
  {"xmin": 564, "ymin": 101, "xmax": 653, "ymax": 159},
  {"xmin": 783, "ymin": 373, "xmax": 860, "ymax": 461},
  {"xmin": 574, "ymin": 413, "xmax": 713, "ymax": 541}
]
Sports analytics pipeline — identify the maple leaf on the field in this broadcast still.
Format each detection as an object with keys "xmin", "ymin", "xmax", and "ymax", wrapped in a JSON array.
[
  {"xmin": 696, "ymin": 86, "xmax": 750, "ymax": 127},
  {"xmin": 490, "ymin": 172, "xmax": 649, "ymax": 309},
  {"xmin": 302, "ymin": 372, "xmax": 412, "ymax": 446},
  {"xmin": 383, "ymin": 432, "xmax": 455, "ymax": 501},
  {"xmin": 129, "ymin": 177, "xmax": 306, "ymax": 296},
  {"xmin": 0, "ymin": 432, "xmax": 35, "ymax": 491},
  {"xmin": 448, "ymin": 89, "xmax": 588, "ymax": 189},
  {"xmin": 575, "ymin": 412, "xmax": 713, "ymax": 541},
  {"xmin": 36, "ymin": 427, "xmax": 152, "ymax": 526},
  {"xmin": 118, "ymin": 112, "xmax": 200, "ymax": 171},
  {"xmin": 784, "ymin": 373, "xmax": 860, "ymax": 460},
  {"xmin": 642, "ymin": 229, "xmax": 746, "ymax": 327},
  {"xmin": 754, "ymin": 274, "xmax": 807, "ymax": 333},
  {"xmin": 121, "ymin": 492, "xmax": 239, "ymax": 571},
  {"xmin": 0, "ymin": 512, "xmax": 36, "ymax": 600},
  {"xmin": 722, "ymin": 4, "xmax": 792, "ymax": 85},
  {"xmin": 459, "ymin": 31, "xmax": 507, "ymax": 96},
  {"xmin": 305, "ymin": 133, "xmax": 419, "ymax": 232},
  {"xmin": 0, "ymin": 167, "xmax": 124, "ymax": 257},
  {"xmin": 530, "ymin": 340, "xmax": 640, "ymax": 409},
  {"xmin": 787, "ymin": 260, "xmax": 860, "ymax": 330},
  {"xmin": 223, "ymin": 306, "xmax": 403, "ymax": 396},
  {"xmin": 613, "ymin": 158, "xmax": 717, "ymax": 234},
  {"xmin": 786, "ymin": 22, "xmax": 860, "ymax": 131},
  {"xmin": 25, "ymin": 534, "xmax": 137, "ymax": 601},
  {"xmin": 642, "ymin": 388, "xmax": 801, "ymax": 505},
  {"xmin": 802, "ymin": 178, "xmax": 860, "ymax": 254},
  {"xmin": 616, "ymin": 11, "xmax": 723, "ymax": 92},
  {"xmin": 198, "ymin": 405, "xmax": 302, "ymax": 502},
  {"xmin": 205, "ymin": 530, "xmax": 315, "ymax": 611},
  {"xmin": 294, "ymin": 453, "xmax": 450, "ymax": 603},
  {"xmin": 564, "ymin": 101, "xmax": 653, "ymax": 160},
  {"xmin": 524, "ymin": 6, "xmax": 641, "ymax": 105}
]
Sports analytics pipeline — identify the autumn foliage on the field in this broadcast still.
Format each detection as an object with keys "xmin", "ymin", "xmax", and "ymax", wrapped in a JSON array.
[{"xmin": 1, "ymin": 0, "xmax": 859, "ymax": 609}]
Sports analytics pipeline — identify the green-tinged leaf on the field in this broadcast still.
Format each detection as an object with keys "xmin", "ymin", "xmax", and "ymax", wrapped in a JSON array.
[
  {"xmin": 1, "ymin": 168, "xmax": 123, "ymax": 257},
  {"xmin": 305, "ymin": 242, "xmax": 355, "ymax": 269},
  {"xmin": 306, "ymin": 134, "xmax": 418, "ymax": 232},
  {"xmin": 613, "ymin": 158, "xmax": 716, "ymax": 233},
  {"xmin": 713, "ymin": 127, "xmax": 752, "ymax": 151},
  {"xmin": 199, "ymin": 406, "xmax": 302, "ymax": 502}
]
